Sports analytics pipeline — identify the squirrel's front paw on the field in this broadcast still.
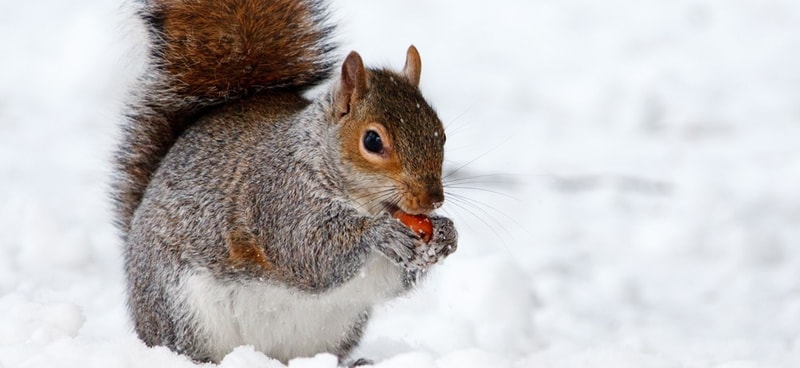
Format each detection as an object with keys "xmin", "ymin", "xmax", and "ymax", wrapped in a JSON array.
[
  {"xmin": 414, "ymin": 216, "xmax": 458, "ymax": 266},
  {"xmin": 370, "ymin": 214, "xmax": 423, "ymax": 268},
  {"xmin": 371, "ymin": 214, "xmax": 458, "ymax": 270}
]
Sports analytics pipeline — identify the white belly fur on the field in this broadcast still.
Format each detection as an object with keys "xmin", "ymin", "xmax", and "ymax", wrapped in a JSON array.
[{"xmin": 178, "ymin": 252, "xmax": 404, "ymax": 362}]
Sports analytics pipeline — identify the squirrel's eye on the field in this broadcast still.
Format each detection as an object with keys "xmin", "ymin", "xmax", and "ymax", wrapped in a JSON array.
[{"xmin": 363, "ymin": 130, "xmax": 384, "ymax": 154}]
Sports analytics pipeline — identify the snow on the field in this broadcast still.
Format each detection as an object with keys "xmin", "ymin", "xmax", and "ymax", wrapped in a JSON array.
[{"xmin": 2, "ymin": 0, "xmax": 800, "ymax": 367}]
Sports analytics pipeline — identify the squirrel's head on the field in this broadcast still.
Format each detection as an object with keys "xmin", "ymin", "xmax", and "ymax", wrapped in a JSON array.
[{"xmin": 333, "ymin": 46, "xmax": 446, "ymax": 216}]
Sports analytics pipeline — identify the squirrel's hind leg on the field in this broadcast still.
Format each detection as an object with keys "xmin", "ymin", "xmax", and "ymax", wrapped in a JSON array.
[{"xmin": 341, "ymin": 358, "xmax": 374, "ymax": 368}]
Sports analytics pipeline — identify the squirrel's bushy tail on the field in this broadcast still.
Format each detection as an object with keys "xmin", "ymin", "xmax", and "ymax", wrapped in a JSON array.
[{"xmin": 113, "ymin": 0, "xmax": 337, "ymax": 235}]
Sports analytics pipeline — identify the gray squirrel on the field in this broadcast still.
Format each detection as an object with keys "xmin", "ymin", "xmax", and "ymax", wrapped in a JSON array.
[{"xmin": 111, "ymin": 0, "xmax": 458, "ymax": 363}]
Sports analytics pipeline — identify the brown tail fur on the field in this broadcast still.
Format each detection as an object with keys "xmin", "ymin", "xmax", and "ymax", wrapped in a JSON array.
[{"xmin": 112, "ymin": 0, "xmax": 337, "ymax": 236}]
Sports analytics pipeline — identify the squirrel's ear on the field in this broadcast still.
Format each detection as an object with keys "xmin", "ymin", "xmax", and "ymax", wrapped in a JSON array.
[
  {"xmin": 403, "ymin": 45, "xmax": 421, "ymax": 87},
  {"xmin": 336, "ymin": 51, "xmax": 367, "ymax": 118}
]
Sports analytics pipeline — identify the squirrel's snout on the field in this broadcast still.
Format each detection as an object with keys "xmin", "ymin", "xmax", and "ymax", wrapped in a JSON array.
[
  {"xmin": 404, "ymin": 185, "xmax": 444, "ymax": 214},
  {"xmin": 428, "ymin": 186, "xmax": 444, "ymax": 209},
  {"xmin": 397, "ymin": 184, "xmax": 443, "ymax": 215}
]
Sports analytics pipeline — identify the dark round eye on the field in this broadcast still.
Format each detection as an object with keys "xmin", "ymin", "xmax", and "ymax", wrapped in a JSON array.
[{"xmin": 363, "ymin": 130, "xmax": 384, "ymax": 154}]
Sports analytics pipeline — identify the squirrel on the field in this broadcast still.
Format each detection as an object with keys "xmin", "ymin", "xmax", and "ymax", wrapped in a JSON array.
[{"xmin": 111, "ymin": 0, "xmax": 458, "ymax": 364}]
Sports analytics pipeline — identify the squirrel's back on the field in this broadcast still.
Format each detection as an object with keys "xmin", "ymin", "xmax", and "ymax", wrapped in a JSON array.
[{"xmin": 112, "ymin": 0, "xmax": 337, "ymax": 236}]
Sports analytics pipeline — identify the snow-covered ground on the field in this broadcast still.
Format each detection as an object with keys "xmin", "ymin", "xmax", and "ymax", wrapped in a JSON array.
[{"xmin": 2, "ymin": 0, "xmax": 800, "ymax": 367}]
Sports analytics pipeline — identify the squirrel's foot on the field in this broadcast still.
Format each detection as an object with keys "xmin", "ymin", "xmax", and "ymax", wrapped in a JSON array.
[{"xmin": 341, "ymin": 357, "xmax": 373, "ymax": 367}]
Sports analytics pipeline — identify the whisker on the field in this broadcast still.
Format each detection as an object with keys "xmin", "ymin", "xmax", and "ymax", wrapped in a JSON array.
[
  {"xmin": 350, "ymin": 191, "xmax": 394, "ymax": 208},
  {"xmin": 444, "ymin": 185, "xmax": 518, "ymax": 201},
  {"xmin": 443, "ymin": 195, "xmax": 508, "ymax": 245},
  {"xmin": 350, "ymin": 187, "xmax": 396, "ymax": 201},
  {"xmin": 446, "ymin": 192, "xmax": 518, "ymax": 227},
  {"xmin": 443, "ymin": 173, "xmax": 545, "ymax": 185},
  {"xmin": 442, "ymin": 136, "xmax": 514, "ymax": 181},
  {"xmin": 442, "ymin": 101, "xmax": 479, "ymax": 137},
  {"xmin": 364, "ymin": 190, "xmax": 400, "ymax": 214},
  {"xmin": 348, "ymin": 185, "xmax": 399, "ymax": 215}
]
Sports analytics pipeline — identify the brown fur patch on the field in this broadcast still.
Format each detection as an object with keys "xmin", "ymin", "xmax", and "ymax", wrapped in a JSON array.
[
  {"xmin": 227, "ymin": 228, "xmax": 271, "ymax": 270},
  {"xmin": 114, "ymin": 0, "xmax": 336, "ymax": 237},
  {"xmin": 156, "ymin": 0, "xmax": 335, "ymax": 98},
  {"xmin": 339, "ymin": 119, "xmax": 403, "ymax": 178}
]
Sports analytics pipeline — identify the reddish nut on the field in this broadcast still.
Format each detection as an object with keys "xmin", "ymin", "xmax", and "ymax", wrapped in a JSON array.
[{"xmin": 393, "ymin": 211, "xmax": 433, "ymax": 243}]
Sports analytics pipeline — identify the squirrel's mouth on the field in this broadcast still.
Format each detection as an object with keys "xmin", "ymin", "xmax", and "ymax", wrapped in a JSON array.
[
  {"xmin": 380, "ymin": 202, "xmax": 402, "ymax": 217},
  {"xmin": 380, "ymin": 200, "xmax": 431, "ymax": 216}
]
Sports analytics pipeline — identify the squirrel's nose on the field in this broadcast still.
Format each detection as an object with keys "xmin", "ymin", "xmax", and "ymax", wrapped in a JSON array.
[{"xmin": 427, "ymin": 186, "xmax": 444, "ymax": 209}]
